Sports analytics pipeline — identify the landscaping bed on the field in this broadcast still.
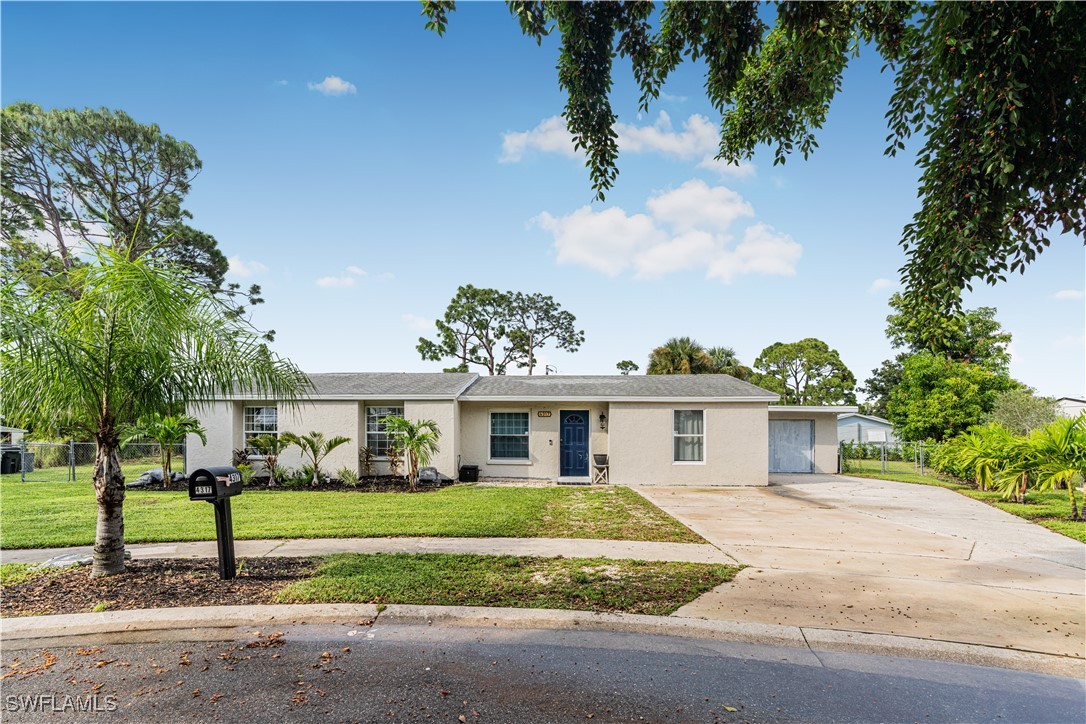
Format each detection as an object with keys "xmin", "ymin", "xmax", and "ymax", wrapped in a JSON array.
[
  {"xmin": 0, "ymin": 558, "xmax": 316, "ymax": 617},
  {"xmin": 1, "ymin": 554, "xmax": 738, "ymax": 618}
]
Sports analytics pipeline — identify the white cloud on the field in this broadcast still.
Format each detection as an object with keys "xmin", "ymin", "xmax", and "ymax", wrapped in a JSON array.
[
  {"xmin": 346, "ymin": 265, "xmax": 367, "ymax": 277},
  {"xmin": 536, "ymin": 206, "xmax": 665, "ymax": 277},
  {"xmin": 501, "ymin": 112, "xmax": 756, "ymax": 177},
  {"xmin": 868, "ymin": 277, "xmax": 895, "ymax": 294},
  {"xmin": 616, "ymin": 111, "xmax": 716, "ymax": 159},
  {"xmin": 646, "ymin": 179, "xmax": 753, "ymax": 233},
  {"xmin": 275, "ymin": 80, "xmax": 289, "ymax": 86},
  {"xmin": 315, "ymin": 275, "xmax": 356, "ymax": 288},
  {"xmin": 660, "ymin": 92, "xmax": 688, "ymax": 103},
  {"xmin": 707, "ymin": 223, "xmax": 801, "ymax": 284},
  {"xmin": 227, "ymin": 256, "xmax": 267, "ymax": 278},
  {"xmin": 402, "ymin": 314, "xmax": 434, "ymax": 331},
  {"xmin": 535, "ymin": 181, "xmax": 800, "ymax": 284},
  {"xmin": 1053, "ymin": 289, "xmax": 1084, "ymax": 300},
  {"xmin": 501, "ymin": 116, "xmax": 578, "ymax": 162},
  {"xmin": 307, "ymin": 75, "xmax": 357, "ymax": 96}
]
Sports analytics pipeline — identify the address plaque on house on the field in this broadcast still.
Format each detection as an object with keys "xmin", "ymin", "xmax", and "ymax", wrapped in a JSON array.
[{"xmin": 537, "ymin": 411, "xmax": 552, "ymax": 417}]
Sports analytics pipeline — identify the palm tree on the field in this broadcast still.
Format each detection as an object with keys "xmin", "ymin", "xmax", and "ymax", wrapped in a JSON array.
[
  {"xmin": 1018, "ymin": 416, "xmax": 1085, "ymax": 520},
  {"xmin": 706, "ymin": 346, "xmax": 752, "ymax": 380},
  {"xmin": 122, "ymin": 413, "xmax": 207, "ymax": 489},
  {"xmin": 951, "ymin": 424, "xmax": 1016, "ymax": 492},
  {"xmin": 382, "ymin": 416, "xmax": 441, "ymax": 492},
  {"xmin": 1, "ymin": 245, "xmax": 307, "ymax": 576},
  {"xmin": 281, "ymin": 431, "xmax": 351, "ymax": 487},
  {"xmin": 249, "ymin": 434, "xmax": 290, "ymax": 487},
  {"xmin": 647, "ymin": 337, "xmax": 714, "ymax": 375}
]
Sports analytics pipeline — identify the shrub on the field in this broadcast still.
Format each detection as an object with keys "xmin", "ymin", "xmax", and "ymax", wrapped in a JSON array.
[{"xmin": 337, "ymin": 467, "xmax": 360, "ymax": 487}]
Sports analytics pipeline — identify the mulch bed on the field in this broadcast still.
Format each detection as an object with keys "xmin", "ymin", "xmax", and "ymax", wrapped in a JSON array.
[
  {"xmin": 1, "ymin": 558, "xmax": 317, "ymax": 618},
  {"xmin": 133, "ymin": 478, "xmax": 455, "ymax": 494}
]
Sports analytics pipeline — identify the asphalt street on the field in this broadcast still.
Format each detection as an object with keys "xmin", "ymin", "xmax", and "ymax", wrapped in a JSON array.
[{"xmin": 2, "ymin": 622, "xmax": 1083, "ymax": 723}]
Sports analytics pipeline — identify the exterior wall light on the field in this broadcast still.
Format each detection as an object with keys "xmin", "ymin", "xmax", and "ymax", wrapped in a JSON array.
[{"xmin": 599, "ymin": 413, "xmax": 607, "ymax": 430}]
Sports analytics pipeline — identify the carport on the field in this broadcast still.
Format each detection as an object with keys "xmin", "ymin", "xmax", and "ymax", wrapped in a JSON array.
[{"xmin": 768, "ymin": 406, "xmax": 855, "ymax": 474}]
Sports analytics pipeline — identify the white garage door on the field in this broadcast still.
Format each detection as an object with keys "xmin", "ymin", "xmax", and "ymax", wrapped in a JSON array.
[{"xmin": 769, "ymin": 420, "xmax": 814, "ymax": 473}]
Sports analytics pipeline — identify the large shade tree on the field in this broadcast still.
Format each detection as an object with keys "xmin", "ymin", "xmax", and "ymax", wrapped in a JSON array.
[
  {"xmin": 1, "ymin": 246, "xmax": 308, "ymax": 576},
  {"xmin": 423, "ymin": 1, "xmax": 1086, "ymax": 341},
  {"xmin": 753, "ymin": 338, "xmax": 857, "ymax": 405},
  {"xmin": 1, "ymin": 103, "xmax": 265, "ymax": 325}
]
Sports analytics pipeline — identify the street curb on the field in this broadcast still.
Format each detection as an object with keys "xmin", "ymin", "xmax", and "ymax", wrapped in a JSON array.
[{"xmin": 2, "ymin": 604, "xmax": 1083, "ymax": 679}]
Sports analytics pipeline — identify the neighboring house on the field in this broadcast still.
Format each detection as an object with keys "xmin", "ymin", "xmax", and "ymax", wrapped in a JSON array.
[
  {"xmin": 837, "ymin": 413, "xmax": 898, "ymax": 444},
  {"xmin": 188, "ymin": 373, "xmax": 855, "ymax": 486},
  {"xmin": 0, "ymin": 426, "xmax": 26, "ymax": 445},
  {"xmin": 1056, "ymin": 397, "xmax": 1086, "ymax": 418}
]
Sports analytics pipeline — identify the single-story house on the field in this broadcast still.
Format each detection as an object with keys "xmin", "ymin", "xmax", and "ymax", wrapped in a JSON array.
[
  {"xmin": 187, "ymin": 373, "xmax": 855, "ymax": 486},
  {"xmin": 1056, "ymin": 397, "xmax": 1085, "ymax": 418},
  {"xmin": 837, "ymin": 413, "xmax": 898, "ymax": 444},
  {"xmin": 0, "ymin": 426, "xmax": 26, "ymax": 445}
]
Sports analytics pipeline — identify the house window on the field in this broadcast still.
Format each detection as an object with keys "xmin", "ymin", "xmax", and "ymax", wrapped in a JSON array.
[
  {"xmin": 244, "ymin": 406, "xmax": 278, "ymax": 449},
  {"xmin": 490, "ymin": 412, "xmax": 529, "ymax": 460},
  {"xmin": 673, "ymin": 410, "xmax": 704, "ymax": 463},
  {"xmin": 366, "ymin": 406, "xmax": 404, "ymax": 458}
]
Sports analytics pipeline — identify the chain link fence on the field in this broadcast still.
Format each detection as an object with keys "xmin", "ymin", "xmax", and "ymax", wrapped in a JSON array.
[
  {"xmin": 1, "ymin": 440, "xmax": 185, "ymax": 483},
  {"xmin": 839, "ymin": 440, "xmax": 939, "ymax": 479}
]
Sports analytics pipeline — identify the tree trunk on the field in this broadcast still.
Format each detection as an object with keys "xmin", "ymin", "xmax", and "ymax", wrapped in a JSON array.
[
  {"xmin": 92, "ymin": 433, "xmax": 127, "ymax": 576},
  {"xmin": 1069, "ymin": 485, "xmax": 1081, "ymax": 521},
  {"xmin": 162, "ymin": 446, "xmax": 172, "ymax": 489}
]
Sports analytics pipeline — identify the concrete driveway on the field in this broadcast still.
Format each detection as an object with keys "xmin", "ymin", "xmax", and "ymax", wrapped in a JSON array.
[{"xmin": 636, "ymin": 476, "xmax": 1086, "ymax": 659}]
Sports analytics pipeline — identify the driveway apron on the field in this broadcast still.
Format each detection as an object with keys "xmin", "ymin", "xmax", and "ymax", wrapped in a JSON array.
[{"xmin": 635, "ymin": 476, "xmax": 1086, "ymax": 659}]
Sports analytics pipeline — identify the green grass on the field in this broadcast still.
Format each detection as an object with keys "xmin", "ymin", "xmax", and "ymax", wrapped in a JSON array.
[
  {"xmin": 0, "ymin": 478, "xmax": 702, "ymax": 549},
  {"xmin": 842, "ymin": 471, "xmax": 1086, "ymax": 543},
  {"xmin": 277, "ymin": 553, "xmax": 739, "ymax": 615},
  {"xmin": 0, "ymin": 562, "xmax": 60, "ymax": 586}
]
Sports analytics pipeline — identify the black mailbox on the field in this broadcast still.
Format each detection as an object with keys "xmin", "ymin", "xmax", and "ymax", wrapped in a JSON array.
[
  {"xmin": 188, "ymin": 466, "xmax": 244, "ymax": 501},
  {"xmin": 187, "ymin": 465, "xmax": 242, "ymax": 579}
]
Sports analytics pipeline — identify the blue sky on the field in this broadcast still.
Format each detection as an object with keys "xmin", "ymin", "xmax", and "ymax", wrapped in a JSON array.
[{"xmin": 3, "ymin": 2, "xmax": 1083, "ymax": 398}]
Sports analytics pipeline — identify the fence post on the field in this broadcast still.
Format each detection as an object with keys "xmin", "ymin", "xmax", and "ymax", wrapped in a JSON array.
[
  {"xmin": 920, "ymin": 443, "xmax": 925, "ymax": 477},
  {"xmin": 881, "ymin": 442, "xmax": 887, "ymax": 473},
  {"xmin": 19, "ymin": 439, "xmax": 26, "ymax": 482},
  {"xmin": 69, "ymin": 439, "xmax": 75, "ymax": 482}
]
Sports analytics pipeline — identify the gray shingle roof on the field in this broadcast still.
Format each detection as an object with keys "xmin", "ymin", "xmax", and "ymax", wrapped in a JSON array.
[
  {"xmin": 459, "ymin": 375, "xmax": 777, "ymax": 400},
  {"xmin": 304, "ymin": 372, "xmax": 478, "ymax": 398}
]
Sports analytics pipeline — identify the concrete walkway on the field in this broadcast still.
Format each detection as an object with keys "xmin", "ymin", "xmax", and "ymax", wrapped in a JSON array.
[
  {"xmin": 636, "ymin": 476, "xmax": 1086, "ymax": 659},
  {"xmin": 1, "ymin": 537, "xmax": 730, "ymax": 565}
]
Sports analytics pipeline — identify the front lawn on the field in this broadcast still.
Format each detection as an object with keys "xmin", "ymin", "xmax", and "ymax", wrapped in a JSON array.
[
  {"xmin": 843, "ymin": 472, "xmax": 1086, "ymax": 543},
  {"xmin": 0, "ymin": 479, "xmax": 702, "ymax": 549},
  {"xmin": 1, "ymin": 554, "xmax": 738, "ymax": 617},
  {"xmin": 278, "ymin": 553, "xmax": 739, "ymax": 615}
]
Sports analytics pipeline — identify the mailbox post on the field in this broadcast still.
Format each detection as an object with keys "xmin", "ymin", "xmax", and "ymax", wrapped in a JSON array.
[{"xmin": 188, "ymin": 466, "xmax": 243, "ymax": 579}]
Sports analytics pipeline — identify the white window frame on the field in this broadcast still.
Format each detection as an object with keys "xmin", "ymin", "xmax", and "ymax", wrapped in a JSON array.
[
  {"xmin": 365, "ymin": 405, "xmax": 404, "ymax": 460},
  {"xmin": 243, "ymin": 405, "xmax": 278, "ymax": 455},
  {"xmin": 488, "ymin": 410, "xmax": 531, "ymax": 464},
  {"xmin": 672, "ymin": 409, "xmax": 706, "ymax": 465}
]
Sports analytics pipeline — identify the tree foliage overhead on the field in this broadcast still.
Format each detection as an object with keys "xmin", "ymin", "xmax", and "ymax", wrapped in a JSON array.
[
  {"xmin": 417, "ymin": 285, "xmax": 584, "ymax": 375},
  {"xmin": 647, "ymin": 337, "xmax": 753, "ymax": 378},
  {"xmin": 752, "ymin": 337, "xmax": 857, "ymax": 406},
  {"xmin": 423, "ymin": 1, "xmax": 1086, "ymax": 333}
]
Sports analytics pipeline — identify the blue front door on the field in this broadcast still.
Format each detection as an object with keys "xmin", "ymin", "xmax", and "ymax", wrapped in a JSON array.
[{"xmin": 560, "ymin": 410, "xmax": 590, "ymax": 477}]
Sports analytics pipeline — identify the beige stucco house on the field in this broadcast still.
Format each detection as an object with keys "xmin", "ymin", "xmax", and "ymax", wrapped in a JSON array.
[{"xmin": 187, "ymin": 373, "xmax": 853, "ymax": 486}]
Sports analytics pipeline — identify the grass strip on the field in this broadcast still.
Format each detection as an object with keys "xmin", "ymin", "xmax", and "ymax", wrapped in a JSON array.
[{"xmin": 277, "ymin": 553, "xmax": 739, "ymax": 616}]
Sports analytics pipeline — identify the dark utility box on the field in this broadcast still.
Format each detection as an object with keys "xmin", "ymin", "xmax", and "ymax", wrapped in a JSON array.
[
  {"xmin": 188, "ymin": 466, "xmax": 244, "ymax": 501},
  {"xmin": 458, "ymin": 465, "xmax": 479, "ymax": 483}
]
